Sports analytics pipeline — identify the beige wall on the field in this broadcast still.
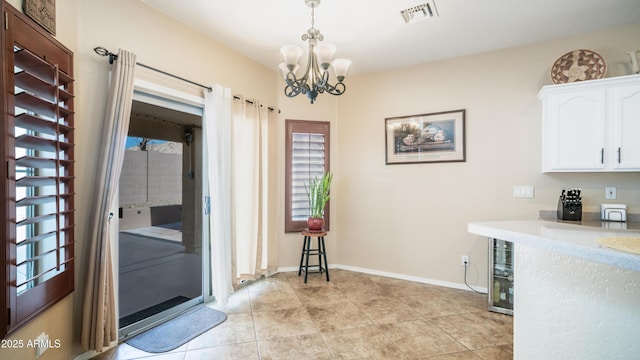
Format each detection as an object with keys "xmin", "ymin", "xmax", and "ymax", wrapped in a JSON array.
[
  {"xmin": 333, "ymin": 23, "xmax": 640, "ymax": 288},
  {"xmin": 2, "ymin": 0, "xmax": 640, "ymax": 359}
]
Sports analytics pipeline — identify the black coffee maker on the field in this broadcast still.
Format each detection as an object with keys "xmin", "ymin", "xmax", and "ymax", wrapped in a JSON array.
[{"xmin": 557, "ymin": 188, "xmax": 582, "ymax": 221}]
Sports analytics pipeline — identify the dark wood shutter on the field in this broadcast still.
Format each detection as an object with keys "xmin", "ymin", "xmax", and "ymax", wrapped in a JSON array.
[
  {"xmin": 285, "ymin": 120, "xmax": 330, "ymax": 232},
  {"xmin": 2, "ymin": 2, "xmax": 75, "ymax": 337}
]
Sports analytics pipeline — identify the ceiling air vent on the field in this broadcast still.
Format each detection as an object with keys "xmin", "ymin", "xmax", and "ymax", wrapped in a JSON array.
[{"xmin": 401, "ymin": 1, "xmax": 439, "ymax": 24}]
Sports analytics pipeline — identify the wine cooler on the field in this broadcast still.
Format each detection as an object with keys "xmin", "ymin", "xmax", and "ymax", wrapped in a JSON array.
[{"xmin": 488, "ymin": 238, "xmax": 514, "ymax": 315}]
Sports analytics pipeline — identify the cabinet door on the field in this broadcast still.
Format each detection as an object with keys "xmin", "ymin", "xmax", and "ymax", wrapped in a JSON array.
[
  {"xmin": 546, "ymin": 89, "xmax": 606, "ymax": 171},
  {"xmin": 610, "ymin": 84, "xmax": 640, "ymax": 170}
]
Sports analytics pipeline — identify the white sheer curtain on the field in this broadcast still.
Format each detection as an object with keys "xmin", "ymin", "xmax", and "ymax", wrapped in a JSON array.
[
  {"xmin": 203, "ymin": 85, "xmax": 235, "ymax": 305},
  {"xmin": 203, "ymin": 89, "xmax": 270, "ymax": 304},
  {"xmin": 81, "ymin": 49, "xmax": 136, "ymax": 352},
  {"xmin": 233, "ymin": 97, "xmax": 269, "ymax": 281}
]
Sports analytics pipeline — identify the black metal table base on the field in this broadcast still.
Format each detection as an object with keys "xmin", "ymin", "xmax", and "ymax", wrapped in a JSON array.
[{"xmin": 298, "ymin": 232, "xmax": 330, "ymax": 283}]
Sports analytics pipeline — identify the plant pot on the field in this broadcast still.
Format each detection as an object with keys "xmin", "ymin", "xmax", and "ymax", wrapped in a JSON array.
[{"xmin": 307, "ymin": 217, "xmax": 324, "ymax": 231}]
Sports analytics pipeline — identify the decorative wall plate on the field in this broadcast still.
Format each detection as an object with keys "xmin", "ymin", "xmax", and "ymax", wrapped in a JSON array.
[
  {"xmin": 550, "ymin": 49, "xmax": 606, "ymax": 84},
  {"xmin": 23, "ymin": 0, "xmax": 56, "ymax": 35}
]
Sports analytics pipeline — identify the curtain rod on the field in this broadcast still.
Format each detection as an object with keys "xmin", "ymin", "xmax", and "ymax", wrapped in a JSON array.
[
  {"xmin": 94, "ymin": 46, "xmax": 212, "ymax": 92},
  {"xmin": 94, "ymin": 47, "xmax": 280, "ymax": 113},
  {"xmin": 233, "ymin": 96, "xmax": 280, "ymax": 113}
]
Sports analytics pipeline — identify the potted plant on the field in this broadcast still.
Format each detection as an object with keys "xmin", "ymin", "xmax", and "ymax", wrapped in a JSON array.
[{"xmin": 306, "ymin": 172, "xmax": 333, "ymax": 231}]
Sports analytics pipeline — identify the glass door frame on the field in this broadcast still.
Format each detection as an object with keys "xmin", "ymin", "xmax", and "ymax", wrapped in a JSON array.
[{"xmin": 117, "ymin": 82, "xmax": 210, "ymax": 340}]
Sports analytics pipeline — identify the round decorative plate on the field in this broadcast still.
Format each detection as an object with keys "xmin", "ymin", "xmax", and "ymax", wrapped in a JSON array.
[{"xmin": 550, "ymin": 49, "xmax": 607, "ymax": 84}]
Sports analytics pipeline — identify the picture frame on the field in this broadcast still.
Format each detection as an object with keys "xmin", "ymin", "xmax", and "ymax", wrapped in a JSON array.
[
  {"xmin": 23, "ymin": 0, "xmax": 56, "ymax": 35},
  {"xmin": 385, "ymin": 109, "xmax": 466, "ymax": 165}
]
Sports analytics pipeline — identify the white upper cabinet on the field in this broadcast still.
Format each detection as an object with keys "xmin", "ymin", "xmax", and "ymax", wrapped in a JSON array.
[
  {"xmin": 538, "ymin": 75, "xmax": 640, "ymax": 172},
  {"xmin": 610, "ymin": 83, "xmax": 640, "ymax": 170}
]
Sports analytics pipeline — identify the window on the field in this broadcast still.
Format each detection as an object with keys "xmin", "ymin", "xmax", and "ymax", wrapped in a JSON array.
[
  {"xmin": 285, "ymin": 120, "xmax": 330, "ymax": 232},
  {"xmin": 1, "ymin": 4, "xmax": 75, "ymax": 337}
]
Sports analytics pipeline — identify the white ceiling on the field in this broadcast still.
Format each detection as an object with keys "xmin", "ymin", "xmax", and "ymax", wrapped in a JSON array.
[{"xmin": 140, "ymin": 0, "xmax": 640, "ymax": 76}]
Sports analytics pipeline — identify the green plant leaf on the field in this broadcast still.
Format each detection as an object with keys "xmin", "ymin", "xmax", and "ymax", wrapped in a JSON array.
[{"xmin": 306, "ymin": 172, "xmax": 332, "ymax": 219}]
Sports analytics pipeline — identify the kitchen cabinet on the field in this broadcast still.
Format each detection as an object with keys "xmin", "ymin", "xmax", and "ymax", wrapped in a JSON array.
[
  {"xmin": 488, "ymin": 238, "xmax": 513, "ymax": 315},
  {"xmin": 538, "ymin": 74, "xmax": 640, "ymax": 172}
]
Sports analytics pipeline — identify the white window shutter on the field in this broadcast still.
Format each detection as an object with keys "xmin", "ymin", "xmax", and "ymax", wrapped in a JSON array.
[{"xmin": 291, "ymin": 132, "xmax": 325, "ymax": 221}]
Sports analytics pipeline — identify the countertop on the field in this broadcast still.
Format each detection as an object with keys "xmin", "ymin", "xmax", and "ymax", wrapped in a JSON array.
[
  {"xmin": 468, "ymin": 220, "xmax": 640, "ymax": 272},
  {"xmin": 538, "ymin": 210, "xmax": 640, "ymax": 230}
]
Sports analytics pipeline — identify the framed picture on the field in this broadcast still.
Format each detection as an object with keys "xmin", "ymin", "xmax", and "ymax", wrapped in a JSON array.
[
  {"xmin": 23, "ymin": 0, "xmax": 56, "ymax": 35},
  {"xmin": 385, "ymin": 109, "xmax": 466, "ymax": 165}
]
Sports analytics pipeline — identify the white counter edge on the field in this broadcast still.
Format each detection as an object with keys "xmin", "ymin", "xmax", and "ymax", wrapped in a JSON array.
[{"xmin": 468, "ymin": 220, "xmax": 640, "ymax": 272}]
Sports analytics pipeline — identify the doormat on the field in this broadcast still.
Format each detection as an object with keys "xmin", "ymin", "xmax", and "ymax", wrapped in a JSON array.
[
  {"xmin": 125, "ymin": 305, "xmax": 227, "ymax": 353},
  {"xmin": 119, "ymin": 296, "xmax": 191, "ymax": 328}
]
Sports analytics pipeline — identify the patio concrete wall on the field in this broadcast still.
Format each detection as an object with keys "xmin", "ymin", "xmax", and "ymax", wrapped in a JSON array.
[{"xmin": 119, "ymin": 149, "xmax": 182, "ymax": 230}]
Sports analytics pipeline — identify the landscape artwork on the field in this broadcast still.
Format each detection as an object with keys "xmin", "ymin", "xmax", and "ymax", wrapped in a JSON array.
[{"xmin": 385, "ymin": 109, "xmax": 466, "ymax": 164}]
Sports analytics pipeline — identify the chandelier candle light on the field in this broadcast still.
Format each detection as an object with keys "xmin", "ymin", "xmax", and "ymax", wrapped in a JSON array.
[{"xmin": 279, "ymin": 0, "xmax": 351, "ymax": 104}]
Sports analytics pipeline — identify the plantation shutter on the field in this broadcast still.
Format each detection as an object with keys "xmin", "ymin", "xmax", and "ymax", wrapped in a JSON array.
[
  {"xmin": 291, "ymin": 132, "xmax": 326, "ymax": 221},
  {"xmin": 2, "ymin": 3, "xmax": 75, "ymax": 336},
  {"xmin": 285, "ymin": 120, "xmax": 330, "ymax": 232}
]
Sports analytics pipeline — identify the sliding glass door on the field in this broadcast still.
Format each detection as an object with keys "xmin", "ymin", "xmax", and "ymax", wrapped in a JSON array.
[{"xmin": 117, "ymin": 96, "xmax": 205, "ymax": 339}]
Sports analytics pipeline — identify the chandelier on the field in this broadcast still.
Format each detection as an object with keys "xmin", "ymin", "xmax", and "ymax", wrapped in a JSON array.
[{"xmin": 279, "ymin": 0, "xmax": 351, "ymax": 104}]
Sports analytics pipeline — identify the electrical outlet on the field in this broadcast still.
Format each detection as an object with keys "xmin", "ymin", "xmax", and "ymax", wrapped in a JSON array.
[
  {"xmin": 461, "ymin": 255, "xmax": 469, "ymax": 266},
  {"xmin": 35, "ymin": 332, "xmax": 49, "ymax": 358},
  {"xmin": 605, "ymin": 186, "xmax": 617, "ymax": 200}
]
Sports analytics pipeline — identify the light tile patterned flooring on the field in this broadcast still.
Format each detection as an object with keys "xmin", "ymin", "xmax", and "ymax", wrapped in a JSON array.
[{"xmin": 94, "ymin": 270, "xmax": 513, "ymax": 360}]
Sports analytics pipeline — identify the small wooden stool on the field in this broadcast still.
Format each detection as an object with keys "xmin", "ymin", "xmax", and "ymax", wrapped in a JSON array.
[{"xmin": 298, "ymin": 230, "xmax": 330, "ymax": 283}]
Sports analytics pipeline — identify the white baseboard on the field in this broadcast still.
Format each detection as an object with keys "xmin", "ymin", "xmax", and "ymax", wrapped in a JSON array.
[{"xmin": 276, "ymin": 264, "xmax": 488, "ymax": 293}]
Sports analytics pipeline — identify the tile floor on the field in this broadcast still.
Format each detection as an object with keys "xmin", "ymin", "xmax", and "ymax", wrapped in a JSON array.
[{"xmin": 93, "ymin": 269, "xmax": 513, "ymax": 360}]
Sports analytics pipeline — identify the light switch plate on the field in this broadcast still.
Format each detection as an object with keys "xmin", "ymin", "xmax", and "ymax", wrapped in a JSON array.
[{"xmin": 513, "ymin": 185, "xmax": 534, "ymax": 198}]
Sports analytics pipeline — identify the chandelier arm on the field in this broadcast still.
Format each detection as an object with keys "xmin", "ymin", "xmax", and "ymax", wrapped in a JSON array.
[
  {"xmin": 310, "ymin": 46, "xmax": 330, "ymax": 90},
  {"xmin": 317, "ymin": 69, "xmax": 329, "ymax": 88},
  {"xmin": 322, "ymin": 81, "xmax": 346, "ymax": 96},
  {"xmin": 284, "ymin": 72, "xmax": 297, "ymax": 85},
  {"xmin": 284, "ymin": 84, "xmax": 306, "ymax": 98},
  {"xmin": 285, "ymin": 67, "xmax": 313, "ymax": 96},
  {"xmin": 309, "ymin": 42, "xmax": 319, "ymax": 89},
  {"xmin": 298, "ymin": 43, "xmax": 314, "ymax": 84},
  {"xmin": 284, "ymin": 73, "xmax": 311, "ymax": 97}
]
